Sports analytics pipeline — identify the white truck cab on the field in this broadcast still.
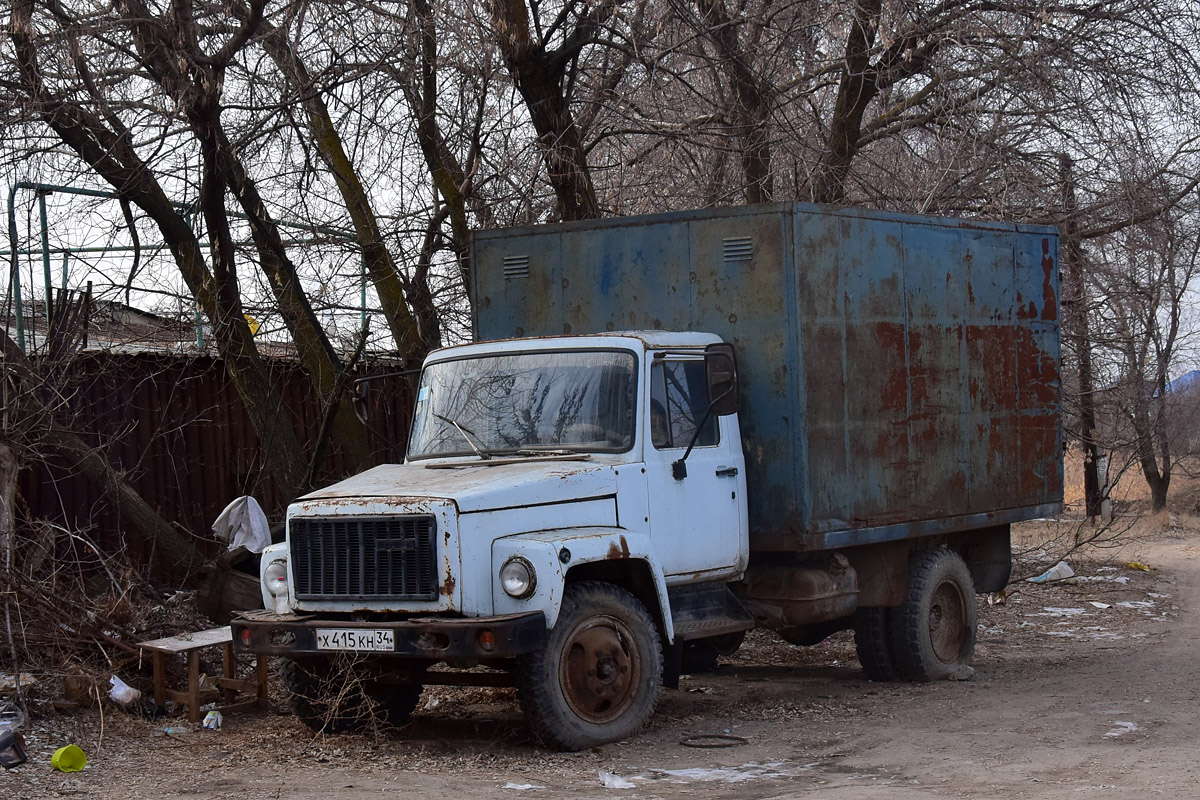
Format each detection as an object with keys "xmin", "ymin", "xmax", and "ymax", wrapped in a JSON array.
[{"xmin": 235, "ymin": 332, "xmax": 751, "ymax": 749}]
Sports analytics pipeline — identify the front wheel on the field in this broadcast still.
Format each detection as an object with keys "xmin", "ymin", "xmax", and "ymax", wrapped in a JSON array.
[
  {"xmin": 517, "ymin": 581, "xmax": 662, "ymax": 750},
  {"xmin": 888, "ymin": 548, "xmax": 977, "ymax": 681}
]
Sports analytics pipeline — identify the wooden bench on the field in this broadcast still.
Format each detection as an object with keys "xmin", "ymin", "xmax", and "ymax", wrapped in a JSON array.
[{"xmin": 137, "ymin": 626, "xmax": 269, "ymax": 723}]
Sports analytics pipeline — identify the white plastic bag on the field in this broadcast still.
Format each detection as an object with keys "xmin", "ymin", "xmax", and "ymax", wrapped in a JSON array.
[
  {"xmin": 212, "ymin": 496, "xmax": 270, "ymax": 554},
  {"xmin": 109, "ymin": 675, "xmax": 141, "ymax": 706},
  {"xmin": 1027, "ymin": 560, "xmax": 1075, "ymax": 583},
  {"xmin": 598, "ymin": 771, "xmax": 636, "ymax": 789}
]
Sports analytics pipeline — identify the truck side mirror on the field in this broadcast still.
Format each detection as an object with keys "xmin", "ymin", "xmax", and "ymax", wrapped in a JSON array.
[{"xmin": 705, "ymin": 343, "xmax": 739, "ymax": 416}]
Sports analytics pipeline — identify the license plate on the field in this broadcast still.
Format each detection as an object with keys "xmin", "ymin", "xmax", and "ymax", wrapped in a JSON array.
[{"xmin": 315, "ymin": 628, "xmax": 395, "ymax": 652}]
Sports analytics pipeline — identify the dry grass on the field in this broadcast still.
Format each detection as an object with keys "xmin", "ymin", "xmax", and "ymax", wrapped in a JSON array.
[{"xmin": 1064, "ymin": 449, "xmax": 1200, "ymax": 512}]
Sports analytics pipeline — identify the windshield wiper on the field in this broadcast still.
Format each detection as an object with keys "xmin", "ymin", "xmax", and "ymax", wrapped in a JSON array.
[{"xmin": 433, "ymin": 413, "xmax": 492, "ymax": 460}]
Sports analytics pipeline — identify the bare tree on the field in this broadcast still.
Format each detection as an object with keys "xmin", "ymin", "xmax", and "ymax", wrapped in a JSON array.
[{"xmin": 1088, "ymin": 190, "xmax": 1200, "ymax": 511}]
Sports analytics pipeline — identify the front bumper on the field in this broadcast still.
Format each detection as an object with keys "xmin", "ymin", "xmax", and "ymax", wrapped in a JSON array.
[{"xmin": 231, "ymin": 609, "xmax": 547, "ymax": 659}]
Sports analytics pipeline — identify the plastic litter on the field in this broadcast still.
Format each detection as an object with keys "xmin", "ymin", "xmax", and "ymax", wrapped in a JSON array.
[
  {"xmin": 1124, "ymin": 560, "xmax": 1152, "ymax": 572},
  {"xmin": 1104, "ymin": 720, "xmax": 1139, "ymax": 738},
  {"xmin": 212, "ymin": 496, "xmax": 270, "ymax": 554},
  {"xmin": 202, "ymin": 710, "xmax": 223, "ymax": 730},
  {"xmin": 108, "ymin": 675, "xmax": 141, "ymax": 706},
  {"xmin": 0, "ymin": 673, "xmax": 36, "ymax": 693},
  {"xmin": 1027, "ymin": 561, "xmax": 1074, "ymax": 583},
  {"xmin": 648, "ymin": 760, "xmax": 815, "ymax": 784},
  {"xmin": 502, "ymin": 783, "xmax": 545, "ymax": 790},
  {"xmin": 0, "ymin": 729, "xmax": 27, "ymax": 770},
  {"xmin": 0, "ymin": 706, "xmax": 28, "ymax": 771},
  {"xmin": 163, "ymin": 726, "xmax": 190, "ymax": 735},
  {"xmin": 598, "ymin": 770, "xmax": 637, "ymax": 789},
  {"xmin": 1090, "ymin": 601, "xmax": 1112, "ymax": 609},
  {"xmin": 51, "ymin": 744, "xmax": 87, "ymax": 772},
  {"xmin": 0, "ymin": 704, "xmax": 24, "ymax": 733}
]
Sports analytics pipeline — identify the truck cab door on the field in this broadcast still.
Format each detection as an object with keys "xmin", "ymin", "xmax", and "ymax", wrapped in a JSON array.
[{"xmin": 644, "ymin": 355, "xmax": 747, "ymax": 579}]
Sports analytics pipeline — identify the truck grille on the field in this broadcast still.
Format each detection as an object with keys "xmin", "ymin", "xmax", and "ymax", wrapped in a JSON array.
[{"xmin": 290, "ymin": 516, "xmax": 438, "ymax": 601}]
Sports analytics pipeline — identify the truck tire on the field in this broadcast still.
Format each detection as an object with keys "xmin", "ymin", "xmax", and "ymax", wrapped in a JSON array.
[
  {"xmin": 888, "ymin": 548, "xmax": 977, "ymax": 681},
  {"xmin": 517, "ymin": 581, "xmax": 662, "ymax": 750},
  {"xmin": 680, "ymin": 631, "xmax": 746, "ymax": 674},
  {"xmin": 279, "ymin": 658, "xmax": 422, "ymax": 733},
  {"xmin": 853, "ymin": 607, "xmax": 898, "ymax": 682}
]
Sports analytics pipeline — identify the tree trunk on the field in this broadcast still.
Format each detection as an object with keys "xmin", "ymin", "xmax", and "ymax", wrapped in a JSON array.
[
  {"xmin": 1059, "ymin": 154, "xmax": 1102, "ymax": 520},
  {"xmin": 487, "ymin": 0, "xmax": 600, "ymax": 221},
  {"xmin": 11, "ymin": 0, "xmax": 312, "ymax": 500},
  {"xmin": 258, "ymin": 23, "xmax": 429, "ymax": 362},
  {"xmin": 0, "ymin": 443, "xmax": 16, "ymax": 563},
  {"xmin": 405, "ymin": 0, "xmax": 474, "ymax": 307},
  {"xmin": 810, "ymin": 0, "xmax": 882, "ymax": 204},
  {"xmin": 1143, "ymin": 466, "xmax": 1170, "ymax": 513},
  {"xmin": 694, "ymin": 0, "xmax": 774, "ymax": 204},
  {"xmin": 214, "ymin": 126, "xmax": 373, "ymax": 475}
]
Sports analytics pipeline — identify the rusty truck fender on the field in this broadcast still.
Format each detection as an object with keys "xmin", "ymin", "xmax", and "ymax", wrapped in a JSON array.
[{"xmin": 491, "ymin": 528, "xmax": 675, "ymax": 642}]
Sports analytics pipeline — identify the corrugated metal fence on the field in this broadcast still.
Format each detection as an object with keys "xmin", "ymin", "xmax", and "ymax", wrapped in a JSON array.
[{"xmin": 17, "ymin": 352, "xmax": 414, "ymax": 569}]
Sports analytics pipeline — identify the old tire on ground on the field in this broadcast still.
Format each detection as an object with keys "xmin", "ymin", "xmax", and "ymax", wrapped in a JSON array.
[
  {"xmin": 517, "ymin": 581, "xmax": 662, "ymax": 751},
  {"xmin": 279, "ymin": 658, "xmax": 422, "ymax": 733},
  {"xmin": 853, "ymin": 606, "xmax": 898, "ymax": 682},
  {"xmin": 888, "ymin": 548, "xmax": 977, "ymax": 681},
  {"xmin": 679, "ymin": 631, "xmax": 746, "ymax": 674}
]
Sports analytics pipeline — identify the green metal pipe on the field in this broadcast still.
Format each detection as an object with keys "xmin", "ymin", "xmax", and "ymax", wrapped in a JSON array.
[
  {"xmin": 38, "ymin": 191, "xmax": 53, "ymax": 323},
  {"xmin": 6, "ymin": 184, "xmax": 26, "ymax": 353},
  {"xmin": 7, "ymin": 180, "xmax": 363, "ymax": 354}
]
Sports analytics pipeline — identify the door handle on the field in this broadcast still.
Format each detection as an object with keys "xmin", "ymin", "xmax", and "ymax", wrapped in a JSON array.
[{"xmin": 715, "ymin": 466, "xmax": 739, "ymax": 478}]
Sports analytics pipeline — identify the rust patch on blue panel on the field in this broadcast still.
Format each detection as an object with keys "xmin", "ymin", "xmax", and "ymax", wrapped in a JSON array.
[
  {"xmin": 875, "ymin": 322, "xmax": 908, "ymax": 412},
  {"xmin": 1041, "ymin": 239, "xmax": 1058, "ymax": 321}
]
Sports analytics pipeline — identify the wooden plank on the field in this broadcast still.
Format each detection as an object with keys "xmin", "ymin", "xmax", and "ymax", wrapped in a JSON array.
[
  {"xmin": 138, "ymin": 626, "xmax": 232, "ymax": 654},
  {"xmin": 186, "ymin": 650, "xmax": 201, "ymax": 723},
  {"xmin": 152, "ymin": 652, "xmax": 166, "ymax": 707}
]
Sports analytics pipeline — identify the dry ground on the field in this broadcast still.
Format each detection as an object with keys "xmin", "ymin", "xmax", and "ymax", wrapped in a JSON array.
[{"xmin": 3, "ymin": 515, "xmax": 1198, "ymax": 799}]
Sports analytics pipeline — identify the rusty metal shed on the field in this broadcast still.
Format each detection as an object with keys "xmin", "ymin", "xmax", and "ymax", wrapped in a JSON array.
[{"xmin": 471, "ymin": 203, "xmax": 1063, "ymax": 552}]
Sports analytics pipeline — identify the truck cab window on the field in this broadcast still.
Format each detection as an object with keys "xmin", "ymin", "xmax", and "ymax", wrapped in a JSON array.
[
  {"xmin": 650, "ymin": 359, "xmax": 719, "ymax": 449},
  {"xmin": 408, "ymin": 350, "xmax": 636, "ymax": 458}
]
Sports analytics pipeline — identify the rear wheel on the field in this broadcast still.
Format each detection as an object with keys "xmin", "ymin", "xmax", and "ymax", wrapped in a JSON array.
[
  {"xmin": 279, "ymin": 658, "xmax": 422, "ymax": 733},
  {"xmin": 680, "ymin": 630, "xmax": 746, "ymax": 674},
  {"xmin": 853, "ymin": 607, "xmax": 897, "ymax": 682},
  {"xmin": 518, "ymin": 581, "xmax": 662, "ymax": 750},
  {"xmin": 888, "ymin": 548, "xmax": 977, "ymax": 681}
]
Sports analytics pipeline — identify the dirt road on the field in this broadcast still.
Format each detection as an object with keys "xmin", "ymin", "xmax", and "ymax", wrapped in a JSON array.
[{"xmin": 6, "ymin": 524, "xmax": 1197, "ymax": 799}]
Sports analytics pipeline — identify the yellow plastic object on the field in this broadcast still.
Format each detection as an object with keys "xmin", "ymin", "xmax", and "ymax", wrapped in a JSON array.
[
  {"xmin": 51, "ymin": 744, "xmax": 87, "ymax": 772},
  {"xmin": 1124, "ymin": 560, "xmax": 1153, "ymax": 572}
]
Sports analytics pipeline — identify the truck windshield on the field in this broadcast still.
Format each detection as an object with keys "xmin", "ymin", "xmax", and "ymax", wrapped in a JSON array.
[{"xmin": 408, "ymin": 349, "xmax": 637, "ymax": 459}]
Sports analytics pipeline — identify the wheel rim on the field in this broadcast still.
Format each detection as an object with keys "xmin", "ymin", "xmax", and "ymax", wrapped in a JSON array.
[
  {"xmin": 559, "ymin": 614, "xmax": 641, "ymax": 724},
  {"xmin": 928, "ymin": 579, "xmax": 968, "ymax": 664}
]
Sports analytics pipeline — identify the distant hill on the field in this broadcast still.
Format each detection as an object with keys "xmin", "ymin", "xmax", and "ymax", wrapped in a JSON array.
[{"xmin": 1167, "ymin": 370, "xmax": 1200, "ymax": 394}]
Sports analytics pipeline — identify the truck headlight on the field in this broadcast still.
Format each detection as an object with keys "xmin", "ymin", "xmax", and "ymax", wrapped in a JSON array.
[
  {"xmin": 500, "ymin": 557, "xmax": 536, "ymax": 599},
  {"xmin": 264, "ymin": 559, "xmax": 289, "ymax": 597}
]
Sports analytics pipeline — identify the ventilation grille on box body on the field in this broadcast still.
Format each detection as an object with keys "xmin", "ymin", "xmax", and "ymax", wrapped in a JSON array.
[
  {"xmin": 503, "ymin": 255, "xmax": 531, "ymax": 279},
  {"xmin": 723, "ymin": 236, "xmax": 753, "ymax": 263}
]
